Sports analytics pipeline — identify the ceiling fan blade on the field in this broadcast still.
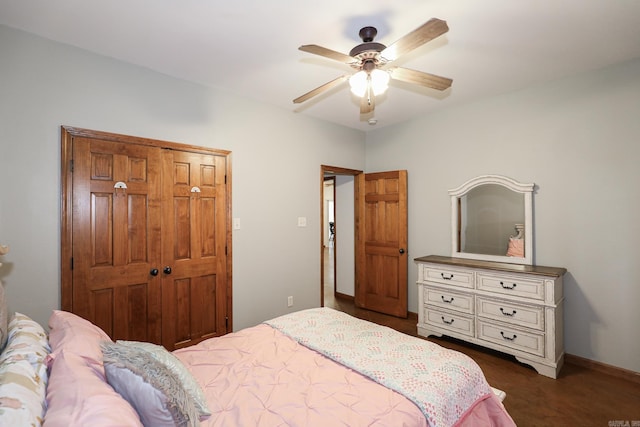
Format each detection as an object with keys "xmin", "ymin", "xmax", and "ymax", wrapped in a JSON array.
[
  {"xmin": 380, "ymin": 18, "xmax": 449, "ymax": 63},
  {"xmin": 360, "ymin": 90, "xmax": 375, "ymax": 114},
  {"xmin": 299, "ymin": 45, "xmax": 356, "ymax": 64},
  {"xmin": 293, "ymin": 75, "xmax": 349, "ymax": 104},
  {"xmin": 388, "ymin": 67, "xmax": 452, "ymax": 91}
]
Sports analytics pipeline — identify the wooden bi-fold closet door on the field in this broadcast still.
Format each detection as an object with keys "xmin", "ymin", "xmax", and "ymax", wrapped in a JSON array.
[
  {"xmin": 61, "ymin": 126, "xmax": 231, "ymax": 350},
  {"xmin": 160, "ymin": 149, "xmax": 229, "ymax": 350}
]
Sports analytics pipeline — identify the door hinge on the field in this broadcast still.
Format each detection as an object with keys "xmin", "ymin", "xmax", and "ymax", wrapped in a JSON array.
[
  {"xmin": 225, "ymin": 246, "xmax": 227, "ymax": 256},
  {"xmin": 70, "ymin": 257, "xmax": 74, "ymax": 270},
  {"xmin": 70, "ymin": 159, "xmax": 74, "ymax": 172},
  {"xmin": 225, "ymin": 316, "xmax": 229, "ymax": 330},
  {"xmin": 224, "ymin": 174, "xmax": 227, "ymax": 184}
]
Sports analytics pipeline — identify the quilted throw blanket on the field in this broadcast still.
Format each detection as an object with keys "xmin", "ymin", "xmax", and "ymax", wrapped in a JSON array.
[{"xmin": 265, "ymin": 308, "xmax": 493, "ymax": 427}]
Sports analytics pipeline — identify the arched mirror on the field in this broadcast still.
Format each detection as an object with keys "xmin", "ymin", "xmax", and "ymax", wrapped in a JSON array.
[{"xmin": 449, "ymin": 175, "xmax": 534, "ymax": 265}]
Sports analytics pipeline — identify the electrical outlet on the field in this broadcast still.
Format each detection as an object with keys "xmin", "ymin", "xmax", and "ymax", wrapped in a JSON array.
[
  {"xmin": 297, "ymin": 217, "xmax": 307, "ymax": 227},
  {"xmin": 233, "ymin": 218, "xmax": 241, "ymax": 230},
  {"xmin": 287, "ymin": 296, "xmax": 293, "ymax": 307}
]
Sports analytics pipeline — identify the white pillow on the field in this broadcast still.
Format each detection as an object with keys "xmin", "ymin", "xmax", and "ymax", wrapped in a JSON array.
[
  {"xmin": 117, "ymin": 340, "xmax": 211, "ymax": 419},
  {"xmin": 0, "ymin": 313, "xmax": 50, "ymax": 427},
  {"xmin": 101, "ymin": 342, "xmax": 201, "ymax": 427},
  {"xmin": 1, "ymin": 312, "xmax": 51, "ymax": 368}
]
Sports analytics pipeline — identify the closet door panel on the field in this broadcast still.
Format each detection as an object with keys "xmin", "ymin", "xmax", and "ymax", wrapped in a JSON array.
[
  {"xmin": 71, "ymin": 137, "xmax": 162, "ymax": 343},
  {"xmin": 161, "ymin": 150, "xmax": 228, "ymax": 349}
]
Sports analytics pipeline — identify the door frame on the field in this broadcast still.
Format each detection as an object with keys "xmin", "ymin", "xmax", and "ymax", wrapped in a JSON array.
[
  {"xmin": 320, "ymin": 165, "xmax": 362, "ymax": 307},
  {"xmin": 60, "ymin": 125, "xmax": 234, "ymax": 330}
]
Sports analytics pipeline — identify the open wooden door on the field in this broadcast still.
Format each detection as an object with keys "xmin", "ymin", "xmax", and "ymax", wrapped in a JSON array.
[{"xmin": 355, "ymin": 170, "xmax": 408, "ymax": 318}]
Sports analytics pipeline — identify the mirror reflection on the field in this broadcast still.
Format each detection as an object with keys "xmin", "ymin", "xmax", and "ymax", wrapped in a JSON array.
[
  {"xmin": 459, "ymin": 184, "xmax": 524, "ymax": 256},
  {"xmin": 450, "ymin": 175, "xmax": 534, "ymax": 265}
]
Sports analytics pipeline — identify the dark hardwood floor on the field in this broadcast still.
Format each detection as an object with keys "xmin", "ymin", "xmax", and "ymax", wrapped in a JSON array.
[
  {"xmin": 322, "ymin": 249, "xmax": 640, "ymax": 426},
  {"xmin": 326, "ymin": 296, "xmax": 640, "ymax": 427}
]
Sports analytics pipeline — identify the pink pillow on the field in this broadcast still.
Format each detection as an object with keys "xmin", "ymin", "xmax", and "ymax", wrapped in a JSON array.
[
  {"xmin": 506, "ymin": 238, "xmax": 525, "ymax": 258},
  {"xmin": 44, "ymin": 350, "xmax": 142, "ymax": 427},
  {"xmin": 47, "ymin": 310, "xmax": 111, "ymax": 368}
]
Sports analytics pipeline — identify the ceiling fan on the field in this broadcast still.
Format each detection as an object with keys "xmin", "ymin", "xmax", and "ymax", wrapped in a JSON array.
[{"xmin": 293, "ymin": 18, "xmax": 453, "ymax": 115}]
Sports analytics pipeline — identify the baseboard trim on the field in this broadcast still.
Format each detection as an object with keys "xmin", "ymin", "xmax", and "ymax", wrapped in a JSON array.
[
  {"xmin": 565, "ymin": 353, "xmax": 640, "ymax": 385},
  {"xmin": 334, "ymin": 292, "xmax": 354, "ymax": 302}
]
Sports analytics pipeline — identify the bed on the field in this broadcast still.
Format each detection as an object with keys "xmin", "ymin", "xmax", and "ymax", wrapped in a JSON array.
[{"xmin": 0, "ymin": 300, "xmax": 515, "ymax": 427}]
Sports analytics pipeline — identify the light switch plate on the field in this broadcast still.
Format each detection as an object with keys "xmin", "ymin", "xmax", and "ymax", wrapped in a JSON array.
[{"xmin": 297, "ymin": 217, "xmax": 307, "ymax": 227}]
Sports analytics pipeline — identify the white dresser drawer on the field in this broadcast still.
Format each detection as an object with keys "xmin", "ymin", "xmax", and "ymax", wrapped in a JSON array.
[
  {"xmin": 477, "ymin": 320, "xmax": 545, "ymax": 357},
  {"xmin": 476, "ymin": 272, "xmax": 544, "ymax": 301},
  {"xmin": 416, "ymin": 256, "xmax": 565, "ymax": 378},
  {"xmin": 477, "ymin": 297, "xmax": 544, "ymax": 331},
  {"xmin": 424, "ymin": 308, "xmax": 474, "ymax": 337},
  {"xmin": 425, "ymin": 287, "xmax": 474, "ymax": 314},
  {"xmin": 422, "ymin": 265, "xmax": 474, "ymax": 289}
]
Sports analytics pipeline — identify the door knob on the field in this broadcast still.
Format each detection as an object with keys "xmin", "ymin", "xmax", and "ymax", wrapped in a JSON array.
[
  {"xmin": 150, "ymin": 268, "xmax": 159, "ymax": 276},
  {"xmin": 399, "ymin": 248, "xmax": 405, "ymax": 254},
  {"xmin": 163, "ymin": 266, "xmax": 172, "ymax": 275}
]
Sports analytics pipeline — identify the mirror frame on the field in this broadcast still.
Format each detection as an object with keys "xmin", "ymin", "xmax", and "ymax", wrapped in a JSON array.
[{"xmin": 449, "ymin": 174, "xmax": 534, "ymax": 265}]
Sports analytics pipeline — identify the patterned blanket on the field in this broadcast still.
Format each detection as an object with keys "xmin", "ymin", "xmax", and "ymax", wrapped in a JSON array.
[{"xmin": 265, "ymin": 308, "xmax": 493, "ymax": 427}]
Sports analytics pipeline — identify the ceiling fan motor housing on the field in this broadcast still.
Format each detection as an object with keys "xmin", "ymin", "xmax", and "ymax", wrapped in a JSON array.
[{"xmin": 349, "ymin": 26, "xmax": 386, "ymax": 63}]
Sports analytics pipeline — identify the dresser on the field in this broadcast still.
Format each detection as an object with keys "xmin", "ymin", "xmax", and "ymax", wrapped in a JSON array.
[{"xmin": 415, "ymin": 255, "xmax": 566, "ymax": 378}]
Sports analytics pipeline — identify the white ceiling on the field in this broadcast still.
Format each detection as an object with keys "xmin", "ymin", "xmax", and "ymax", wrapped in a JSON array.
[{"xmin": 2, "ymin": 0, "xmax": 640, "ymax": 132}]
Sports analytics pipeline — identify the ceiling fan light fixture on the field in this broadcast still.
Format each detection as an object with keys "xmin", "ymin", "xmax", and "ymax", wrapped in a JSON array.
[
  {"xmin": 348, "ymin": 71, "xmax": 368, "ymax": 97},
  {"xmin": 349, "ymin": 69, "xmax": 390, "ymax": 97},
  {"xmin": 294, "ymin": 18, "xmax": 452, "ymax": 115}
]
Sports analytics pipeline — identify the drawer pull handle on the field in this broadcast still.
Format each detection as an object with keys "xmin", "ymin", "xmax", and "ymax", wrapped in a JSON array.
[
  {"xmin": 500, "ymin": 281, "xmax": 517, "ymax": 290},
  {"xmin": 441, "ymin": 316, "xmax": 455, "ymax": 325},
  {"xmin": 441, "ymin": 296, "xmax": 455, "ymax": 303},
  {"xmin": 500, "ymin": 331, "xmax": 517, "ymax": 341},
  {"xmin": 500, "ymin": 308, "xmax": 517, "ymax": 316},
  {"xmin": 441, "ymin": 273, "xmax": 454, "ymax": 280}
]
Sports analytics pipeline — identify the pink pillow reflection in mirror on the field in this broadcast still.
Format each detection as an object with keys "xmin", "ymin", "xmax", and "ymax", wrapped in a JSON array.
[{"xmin": 506, "ymin": 238, "xmax": 524, "ymax": 258}]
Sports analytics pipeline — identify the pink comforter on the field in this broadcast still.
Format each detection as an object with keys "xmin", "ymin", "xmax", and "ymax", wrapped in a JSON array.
[{"xmin": 174, "ymin": 322, "xmax": 514, "ymax": 427}]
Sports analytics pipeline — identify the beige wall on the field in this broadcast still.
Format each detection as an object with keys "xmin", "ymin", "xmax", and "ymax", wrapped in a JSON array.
[
  {"xmin": 1, "ymin": 23, "xmax": 638, "ymax": 373},
  {"xmin": 365, "ymin": 57, "xmax": 640, "ymax": 372},
  {"xmin": 334, "ymin": 176, "xmax": 355, "ymax": 297},
  {"xmin": 0, "ymin": 25, "xmax": 366, "ymax": 332}
]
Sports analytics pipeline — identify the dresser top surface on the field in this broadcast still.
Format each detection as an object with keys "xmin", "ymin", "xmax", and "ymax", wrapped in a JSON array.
[{"xmin": 414, "ymin": 255, "xmax": 567, "ymax": 277}]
